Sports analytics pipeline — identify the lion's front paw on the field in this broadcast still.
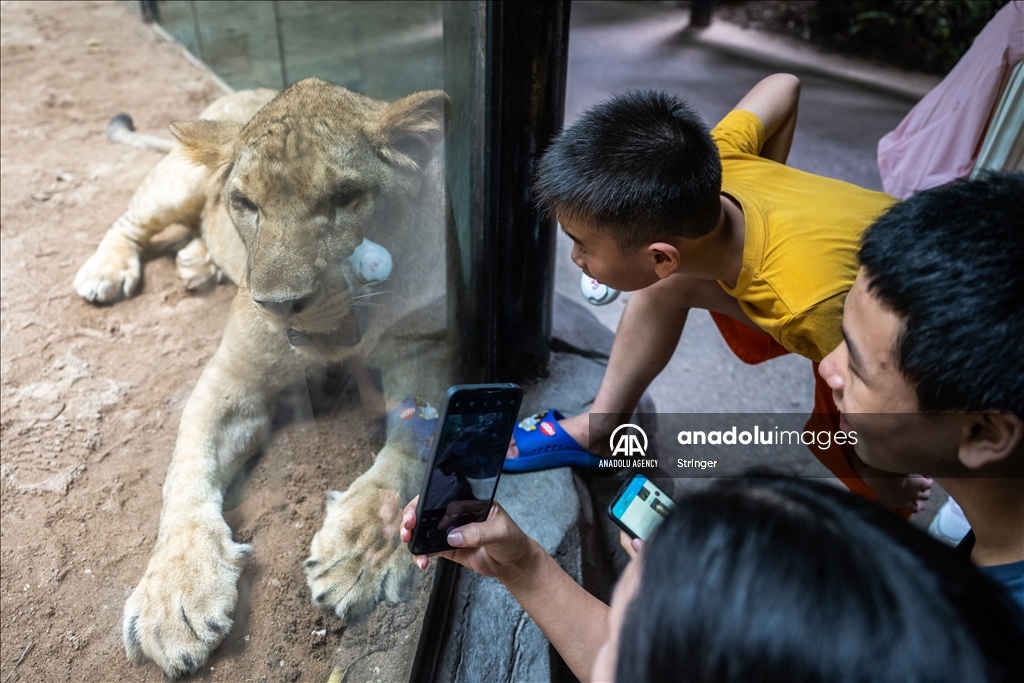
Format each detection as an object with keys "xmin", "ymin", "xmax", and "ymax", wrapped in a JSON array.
[
  {"xmin": 304, "ymin": 482, "xmax": 415, "ymax": 624},
  {"xmin": 123, "ymin": 513, "xmax": 251, "ymax": 678},
  {"xmin": 175, "ymin": 237, "xmax": 223, "ymax": 291},
  {"xmin": 73, "ymin": 233, "xmax": 142, "ymax": 303}
]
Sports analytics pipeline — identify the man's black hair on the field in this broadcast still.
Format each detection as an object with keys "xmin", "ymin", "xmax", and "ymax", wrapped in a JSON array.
[
  {"xmin": 533, "ymin": 90, "xmax": 723, "ymax": 250},
  {"xmin": 859, "ymin": 172, "xmax": 1024, "ymax": 416},
  {"xmin": 617, "ymin": 477, "xmax": 1024, "ymax": 683}
]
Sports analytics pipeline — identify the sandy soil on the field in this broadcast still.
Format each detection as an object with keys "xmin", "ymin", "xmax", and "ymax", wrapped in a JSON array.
[{"xmin": 1, "ymin": 2, "xmax": 429, "ymax": 681}]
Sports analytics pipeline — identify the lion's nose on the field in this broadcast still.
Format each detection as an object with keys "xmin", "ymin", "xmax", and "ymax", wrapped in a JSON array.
[{"xmin": 254, "ymin": 293, "xmax": 313, "ymax": 316}]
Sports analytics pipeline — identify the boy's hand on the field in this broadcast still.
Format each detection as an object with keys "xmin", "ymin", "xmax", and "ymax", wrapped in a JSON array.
[
  {"xmin": 401, "ymin": 496, "xmax": 540, "ymax": 586},
  {"xmin": 619, "ymin": 529, "xmax": 644, "ymax": 559},
  {"xmin": 849, "ymin": 455, "xmax": 933, "ymax": 514},
  {"xmin": 870, "ymin": 472, "xmax": 933, "ymax": 515}
]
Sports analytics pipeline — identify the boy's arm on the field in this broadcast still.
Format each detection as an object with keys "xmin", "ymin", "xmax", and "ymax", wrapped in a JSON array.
[
  {"xmin": 401, "ymin": 498, "xmax": 610, "ymax": 682},
  {"xmin": 733, "ymin": 73, "xmax": 801, "ymax": 164},
  {"xmin": 501, "ymin": 538, "xmax": 610, "ymax": 682}
]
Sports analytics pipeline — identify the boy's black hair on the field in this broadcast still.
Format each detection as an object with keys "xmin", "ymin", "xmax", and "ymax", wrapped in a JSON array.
[
  {"xmin": 859, "ymin": 172, "xmax": 1024, "ymax": 417},
  {"xmin": 617, "ymin": 477, "xmax": 1024, "ymax": 683},
  {"xmin": 533, "ymin": 90, "xmax": 723, "ymax": 250}
]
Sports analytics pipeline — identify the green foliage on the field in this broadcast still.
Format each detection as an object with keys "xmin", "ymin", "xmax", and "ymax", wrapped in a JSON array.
[{"xmin": 810, "ymin": 0, "xmax": 1010, "ymax": 74}]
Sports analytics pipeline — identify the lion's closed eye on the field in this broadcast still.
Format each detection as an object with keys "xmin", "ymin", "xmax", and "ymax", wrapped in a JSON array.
[
  {"xmin": 230, "ymin": 193, "xmax": 259, "ymax": 215},
  {"xmin": 326, "ymin": 187, "xmax": 368, "ymax": 225},
  {"xmin": 331, "ymin": 187, "xmax": 365, "ymax": 212}
]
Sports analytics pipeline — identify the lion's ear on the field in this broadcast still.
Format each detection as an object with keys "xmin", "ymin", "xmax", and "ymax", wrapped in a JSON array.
[
  {"xmin": 169, "ymin": 119, "xmax": 242, "ymax": 168},
  {"xmin": 378, "ymin": 90, "xmax": 450, "ymax": 170}
]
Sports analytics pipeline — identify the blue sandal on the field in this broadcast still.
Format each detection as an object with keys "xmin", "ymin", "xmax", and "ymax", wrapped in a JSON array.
[
  {"xmin": 386, "ymin": 396, "xmax": 439, "ymax": 462},
  {"xmin": 503, "ymin": 409, "xmax": 600, "ymax": 473}
]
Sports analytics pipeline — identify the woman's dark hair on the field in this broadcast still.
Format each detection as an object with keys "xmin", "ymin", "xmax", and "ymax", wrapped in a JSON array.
[
  {"xmin": 859, "ymin": 172, "xmax": 1024, "ymax": 417},
  {"xmin": 533, "ymin": 90, "xmax": 723, "ymax": 251},
  {"xmin": 616, "ymin": 477, "xmax": 1024, "ymax": 683}
]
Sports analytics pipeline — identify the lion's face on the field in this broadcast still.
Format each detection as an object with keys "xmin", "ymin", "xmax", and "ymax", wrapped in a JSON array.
[{"xmin": 171, "ymin": 79, "xmax": 448, "ymax": 357}]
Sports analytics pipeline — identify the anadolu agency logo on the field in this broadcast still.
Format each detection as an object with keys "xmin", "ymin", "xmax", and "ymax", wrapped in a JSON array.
[{"xmin": 599, "ymin": 424, "xmax": 658, "ymax": 468}]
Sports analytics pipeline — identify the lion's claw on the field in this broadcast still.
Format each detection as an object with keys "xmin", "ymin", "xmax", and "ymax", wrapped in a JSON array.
[
  {"xmin": 73, "ymin": 238, "xmax": 141, "ymax": 303},
  {"xmin": 305, "ymin": 482, "xmax": 416, "ymax": 624},
  {"xmin": 122, "ymin": 515, "xmax": 250, "ymax": 677}
]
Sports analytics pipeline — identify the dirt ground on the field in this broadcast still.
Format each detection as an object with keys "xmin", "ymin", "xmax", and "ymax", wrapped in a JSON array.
[{"xmin": 1, "ymin": 2, "xmax": 430, "ymax": 681}]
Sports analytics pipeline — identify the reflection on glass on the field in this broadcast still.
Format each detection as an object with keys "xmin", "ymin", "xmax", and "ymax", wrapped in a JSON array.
[
  {"xmin": 156, "ymin": 0, "xmax": 443, "ymax": 95},
  {"xmin": 424, "ymin": 411, "xmax": 508, "ymax": 511}
]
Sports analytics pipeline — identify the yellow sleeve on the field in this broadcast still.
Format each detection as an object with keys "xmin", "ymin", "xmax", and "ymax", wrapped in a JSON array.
[
  {"xmin": 711, "ymin": 109, "xmax": 768, "ymax": 157},
  {"xmin": 779, "ymin": 292, "xmax": 847, "ymax": 362}
]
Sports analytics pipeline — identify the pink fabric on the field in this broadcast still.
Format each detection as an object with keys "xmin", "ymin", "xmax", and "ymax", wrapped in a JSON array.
[{"xmin": 877, "ymin": 1, "xmax": 1024, "ymax": 199}]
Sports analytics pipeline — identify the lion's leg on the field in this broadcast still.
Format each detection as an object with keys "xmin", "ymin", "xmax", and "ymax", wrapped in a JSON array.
[
  {"xmin": 74, "ymin": 146, "xmax": 210, "ymax": 303},
  {"xmin": 304, "ymin": 432, "xmax": 425, "ymax": 623},
  {"xmin": 123, "ymin": 297, "xmax": 298, "ymax": 677}
]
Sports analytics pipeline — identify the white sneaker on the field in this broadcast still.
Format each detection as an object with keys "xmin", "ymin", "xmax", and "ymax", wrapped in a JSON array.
[
  {"xmin": 581, "ymin": 272, "xmax": 620, "ymax": 306},
  {"xmin": 348, "ymin": 238, "xmax": 393, "ymax": 285},
  {"xmin": 928, "ymin": 497, "xmax": 971, "ymax": 546}
]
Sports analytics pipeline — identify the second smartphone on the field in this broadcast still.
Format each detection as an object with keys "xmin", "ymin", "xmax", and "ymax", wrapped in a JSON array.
[
  {"xmin": 608, "ymin": 472, "xmax": 677, "ymax": 541},
  {"xmin": 407, "ymin": 383, "xmax": 523, "ymax": 555}
]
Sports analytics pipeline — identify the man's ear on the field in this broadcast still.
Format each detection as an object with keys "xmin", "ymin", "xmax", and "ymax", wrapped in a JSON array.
[
  {"xmin": 648, "ymin": 242, "xmax": 681, "ymax": 279},
  {"xmin": 958, "ymin": 412, "xmax": 1024, "ymax": 470},
  {"xmin": 378, "ymin": 90, "xmax": 450, "ymax": 171},
  {"xmin": 169, "ymin": 119, "xmax": 242, "ymax": 169}
]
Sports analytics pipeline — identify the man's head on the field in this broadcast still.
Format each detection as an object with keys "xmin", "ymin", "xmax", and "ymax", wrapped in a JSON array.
[
  {"xmin": 820, "ymin": 173, "xmax": 1024, "ymax": 476},
  {"xmin": 534, "ymin": 90, "xmax": 723, "ymax": 256}
]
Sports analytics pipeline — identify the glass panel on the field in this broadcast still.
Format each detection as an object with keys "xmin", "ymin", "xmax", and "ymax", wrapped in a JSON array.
[
  {"xmin": 156, "ymin": 1, "xmax": 445, "ymax": 95},
  {"xmin": 62, "ymin": 1, "xmax": 475, "ymax": 680},
  {"xmin": 158, "ymin": 0, "xmax": 283, "ymax": 90},
  {"xmin": 153, "ymin": 0, "xmax": 201, "ymax": 56},
  {"xmin": 276, "ymin": 1, "xmax": 443, "ymax": 99}
]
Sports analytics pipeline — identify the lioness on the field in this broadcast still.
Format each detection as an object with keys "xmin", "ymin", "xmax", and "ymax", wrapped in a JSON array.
[{"xmin": 74, "ymin": 79, "xmax": 450, "ymax": 677}]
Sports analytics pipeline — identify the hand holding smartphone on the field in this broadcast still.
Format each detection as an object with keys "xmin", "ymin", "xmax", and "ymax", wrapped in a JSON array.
[
  {"xmin": 407, "ymin": 384, "xmax": 522, "ymax": 556},
  {"xmin": 608, "ymin": 473, "xmax": 676, "ymax": 542}
]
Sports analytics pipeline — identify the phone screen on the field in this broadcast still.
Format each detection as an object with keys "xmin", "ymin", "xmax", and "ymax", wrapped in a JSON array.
[
  {"xmin": 410, "ymin": 385, "xmax": 521, "ymax": 554},
  {"xmin": 610, "ymin": 474, "xmax": 676, "ymax": 541}
]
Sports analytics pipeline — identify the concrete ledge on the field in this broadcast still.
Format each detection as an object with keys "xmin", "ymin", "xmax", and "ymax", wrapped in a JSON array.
[{"xmin": 436, "ymin": 297, "xmax": 654, "ymax": 682}]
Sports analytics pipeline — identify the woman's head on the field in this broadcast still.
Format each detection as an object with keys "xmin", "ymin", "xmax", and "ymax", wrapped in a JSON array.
[{"xmin": 596, "ymin": 478, "xmax": 1024, "ymax": 683}]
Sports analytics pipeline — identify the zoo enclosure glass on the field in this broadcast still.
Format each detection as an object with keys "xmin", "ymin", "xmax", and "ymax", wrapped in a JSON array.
[{"xmin": 123, "ymin": 2, "xmax": 566, "ymax": 679}]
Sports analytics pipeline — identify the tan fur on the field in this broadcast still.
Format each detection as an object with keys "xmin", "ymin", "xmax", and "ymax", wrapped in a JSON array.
[{"xmin": 75, "ymin": 79, "xmax": 450, "ymax": 678}]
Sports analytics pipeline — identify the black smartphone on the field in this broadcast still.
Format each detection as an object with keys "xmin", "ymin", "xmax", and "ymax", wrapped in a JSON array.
[
  {"xmin": 608, "ymin": 472, "xmax": 677, "ymax": 541},
  {"xmin": 408, "ymin": 383, "xmax": 523, "ymax": 555}
]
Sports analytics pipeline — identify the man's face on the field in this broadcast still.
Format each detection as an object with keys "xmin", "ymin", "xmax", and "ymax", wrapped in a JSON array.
[
  {"xmin": 560, "ymin": 216, "xmax": 661, "ymax": 292},
  {"xmin": 819, "ymin": 269, "xmax": 965, "ymax": 475}
]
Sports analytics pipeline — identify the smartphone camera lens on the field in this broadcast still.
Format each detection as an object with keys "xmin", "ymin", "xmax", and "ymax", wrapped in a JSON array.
[
  {"xmin": 497, "ymin": 400, "xmax": 502, "ymax": 405},
  {"xmin": 469, "ymin": 401, "xmax": 474, "ymax": 407}
]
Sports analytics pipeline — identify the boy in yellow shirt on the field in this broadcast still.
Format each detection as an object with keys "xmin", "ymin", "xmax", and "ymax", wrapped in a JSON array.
[{"xmin": 512, "ymin": 74, "xmax": 931, "ymax": 511}]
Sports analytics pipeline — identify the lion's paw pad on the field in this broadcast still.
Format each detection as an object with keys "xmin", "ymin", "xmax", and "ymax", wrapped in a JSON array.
[{"xmin": 305, "ymin": 487, "xmax": 416, "ymax": 623}]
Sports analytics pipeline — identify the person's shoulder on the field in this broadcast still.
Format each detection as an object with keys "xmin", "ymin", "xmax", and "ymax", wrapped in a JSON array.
[{"xmin": 979, "ymin": 560, "xmax": 1024, "ymax": 613}]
